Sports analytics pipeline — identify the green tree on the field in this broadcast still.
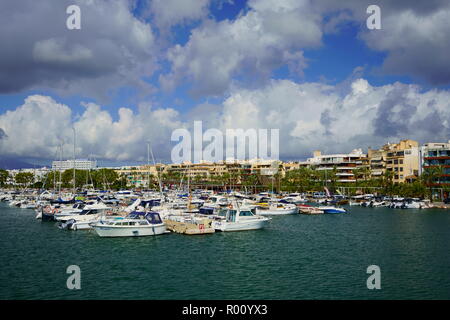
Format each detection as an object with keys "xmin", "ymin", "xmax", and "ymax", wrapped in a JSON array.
[
  {"xmin": 0, "ymin": 169, "xmax": 9, "ymax": 187},
  {"xmin": 14, "ymin": 172, "xmax": 34, "ymax": 187},
  {"xmin": 383, "ymin": 170, "xmax": 394, "ymax": 195},
  {"xmin": 421, "ymin": 166, "xmax": 444, "ymax": 201}
]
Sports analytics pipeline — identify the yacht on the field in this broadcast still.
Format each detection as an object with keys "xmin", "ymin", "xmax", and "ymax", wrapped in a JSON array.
[
  {"xmin": 57, "ymin": 206, "xmax": 113, "ymax": 230},
  {"xmin": 54, "ymin": 201, "xmax": 109, "ymax": 221},
  {"xmin": 255, "ymin": 202, "xmax": 298, "ymax": 215},
  {"xmin": 211, "ymin": 206, "xmax": 270, "ymax": 232},
  {"xmin": 91, "ymin": 211, "xmax": 166, "ymax": 237},
  {"xmin": 280, "ymin": 193, "xmax": 307, "ymax": 204}
]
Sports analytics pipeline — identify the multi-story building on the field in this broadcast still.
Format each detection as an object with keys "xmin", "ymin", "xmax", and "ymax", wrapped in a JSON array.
[
  {"xmin": 420, "ymin": 141, "xmax": 450, "ymax": 186},
  {"xmin": 305, "ymin": 149, "xmax": 368, "ymax": 183},
  {"xmin": 367, "ymin": 147, "xmax": 388, "ymax": 179},
  {"xmin": 384, "ymin": 139, "xmax": 419, "ymax": 183},
  {"xmin": 52, "ymin": 159, "xmax": 97, "ymax": 171},
  {"xmin": 115, "ymin": 164, "xmax": 164, "ymax": 188}
]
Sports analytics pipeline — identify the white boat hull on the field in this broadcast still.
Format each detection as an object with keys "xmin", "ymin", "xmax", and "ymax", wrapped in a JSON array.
[
  {"xmin": 256, "ymin": 207, "xmax": 298, "ymax": 215},
  {"xmin": 71, "ymin": 220, "xmax": 97, "ymax": 230},
  {"xmin": 92, "ymin": 223, "xmax": 167, "ymax": 237},
  {"xmin": 212, "ymin": 218, "xmax": 269, "ymax": 232}
]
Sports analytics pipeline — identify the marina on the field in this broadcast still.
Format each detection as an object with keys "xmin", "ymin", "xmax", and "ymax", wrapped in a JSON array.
[{"xmin": 1, "ymin": 188, "xmax": 450, "ymax": 299}]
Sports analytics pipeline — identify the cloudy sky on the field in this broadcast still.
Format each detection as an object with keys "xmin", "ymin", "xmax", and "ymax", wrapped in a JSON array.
[{"xmin": 1, "ymin": 0, "xmax": 450, "ymax": 166}]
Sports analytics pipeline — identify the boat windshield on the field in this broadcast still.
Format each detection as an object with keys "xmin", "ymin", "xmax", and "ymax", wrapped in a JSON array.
[
  {"xmin": 239, "ymin": 210, "xmax": 254, "ymax": 217},
  {"xmin": 145, "ymin": 212, "xmax": 163, "ymax": 224},
  {"xmin": 218, "ymin": 209, "xmax": 227, "ymax": 217},
  {"xmin": 80, "ymin": 209, "xmax": 97, "ymax": 215},
  {"xmin": 227, "ymin": 210, "xmax": 237, "ymax": 222}
]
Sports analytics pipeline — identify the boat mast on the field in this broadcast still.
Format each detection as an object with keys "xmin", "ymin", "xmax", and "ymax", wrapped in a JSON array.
[
  {"xmin": 147, "ymin": 142, "xmax": 150, "ymax": 190},
  {"xmin": 58, "ymin": 141, "xmax": 63, "ymax": 197},
  {"xmin": 187, "ymin": 163, "xmax": 191, "ymax": 209},
  {"xmin": 147, "ymin": 141, "xmax": 163, "ymax": 199},
  {"xmin": 72, "ymin": 127, "xmax": 76, "ymax": 196}
]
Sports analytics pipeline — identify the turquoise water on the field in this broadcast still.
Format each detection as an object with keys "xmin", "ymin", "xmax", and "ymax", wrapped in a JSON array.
[{"xmin": 1, "ymin": 202, "xmax": 450, "ymax": 300}]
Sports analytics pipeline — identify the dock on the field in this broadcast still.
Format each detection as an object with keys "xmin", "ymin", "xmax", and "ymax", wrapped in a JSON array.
[{"xmin": 164, "ymin": 217, "xmax": 215, "ymax": 235}]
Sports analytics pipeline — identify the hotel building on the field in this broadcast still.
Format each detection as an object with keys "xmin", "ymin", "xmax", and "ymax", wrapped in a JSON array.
[
  {"xmin": 384, "ymin": 139, "xmax": 419, "ymax": 183},
  {"xmin": 51, "ymin": 159, "xmax": 97, "ymax": 171},
  {"xmin": 420, "ymin": 141, "xmax": 450, "ymax": 186},
  {"xmin": 305, "ymin": 149, "xmax": 368, "ymax": 183}
]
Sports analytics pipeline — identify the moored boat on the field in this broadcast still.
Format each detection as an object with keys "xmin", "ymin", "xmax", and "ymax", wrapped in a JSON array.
[
  {"xmin": 211, "ymin": 206, "xmax": 270, "ymax": 232},
  {"xmin": 318, "ymin": 206, "xmax": 347, "ymax": 214},
  {"xmin": 91, "ymin": 211, "xmax": 166, "ymax": 237}
]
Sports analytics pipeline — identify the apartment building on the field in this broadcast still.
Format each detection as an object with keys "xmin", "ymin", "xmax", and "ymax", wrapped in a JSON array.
[
  {"xmin": 52, "ymin": 159, "xmax": 97, "ymax": 171},
  {"xmin": 420, "ymin": 141, "xmax": 450, "ymax": 185},
  {"xmin": 367, "ymin": 147, "xmax": 388, "ymax": 178},
  {"xmin": 305, "ymin": 149, "xmax": 368, "ymax": 183},
  {"xmin": 384, "ymin": 139, "xmax": 419, "ymax": 183},
  {"xmin": 116, "ymin": 164, "xmax": 164, "ymax": 187}
]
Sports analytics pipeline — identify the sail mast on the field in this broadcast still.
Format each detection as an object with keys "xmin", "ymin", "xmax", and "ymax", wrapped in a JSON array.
[{"xmin": 72, "ymin": 127, "xmax": 76, "ymax": 195}]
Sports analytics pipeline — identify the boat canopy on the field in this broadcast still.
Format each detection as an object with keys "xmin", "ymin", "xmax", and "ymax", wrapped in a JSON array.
[{"xmin": 128, "ymin": 211, "xmax": 163, "ymax": 224}]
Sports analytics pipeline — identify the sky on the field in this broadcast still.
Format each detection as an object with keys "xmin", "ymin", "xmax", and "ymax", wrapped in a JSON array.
[{"xmin": 1, "ymin": 0, "xmax": 450, "ymax": 166}]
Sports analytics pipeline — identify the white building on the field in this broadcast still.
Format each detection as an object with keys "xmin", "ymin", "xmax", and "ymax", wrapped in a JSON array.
[
  {"xmin": 305, "ymin": 149, "xmax": 367, "ymax": 183},
  {"xmin": 52, "ymin": 159, "xmax": 97, "ymax": 171}
]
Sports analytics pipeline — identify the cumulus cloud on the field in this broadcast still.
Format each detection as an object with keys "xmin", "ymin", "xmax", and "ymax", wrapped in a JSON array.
[
  {"xmin": 2, "ymin": 79, "xmax": 449, "ymax": 162},
  {"xmin": 161, "ymin": 0, "xmax": 322, "ymax": 97},
  {"xmin": 0, "ymin": 95, "xmax": 181, "ymax": 162},
  {"xmin": 315, "ymin": 0, "xmax": 450, "ymax": 85},
  {"xmin": 360, "ymin": 2, "xmax": 450, "ymax": 85},
  {"xmin": 159, "ymin": 0, "xmax": 450, "ymax": 98},
  {"xmin": 0, "ymin": 0, "xmax": 157, "ymax": 101},
  {"xmin": 216, "ymin": 78, "xmax": 450, "ymax": 159},
  {"xmin": 147, "ymin": 0, "xmax": 211, "ymax": 31}
]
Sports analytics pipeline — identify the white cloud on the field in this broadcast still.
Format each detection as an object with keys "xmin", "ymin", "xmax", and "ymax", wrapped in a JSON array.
[
  {"xmin": 0, "ymin": 0, "xmax": 157, "ymax": 101},
  {"xmin": 0, "ymin": 96, "xmax": 181, "ymax": 162},
  {"xmin": 1, "ymin": 79, "xmax": 449, "ymax": 162},
  {"xmin": 360, "ymin": 5, "xmax": 450, "ymax": 84},
  {"xmin": 216, "ymin": 78, "xmax": 450, "ymax": 158},
  {"xmin": 149, "ymin": 0, "xmax": 210, "ymax": 30},
  {"xmin": 161, "ymin": 0, "xmax": 322, "ymax": 97}
]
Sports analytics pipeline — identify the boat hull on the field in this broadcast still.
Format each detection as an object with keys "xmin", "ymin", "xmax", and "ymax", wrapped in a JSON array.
[
  {"xmin": 256, "ymin": 208, "xmax": 298, "ymax": 215},
  {"xmin": 321, "ymin": 208, "xmax": 346, "ymax": 214},
  {"xmin": 92, "ymin": 223, "xmax": 167, "ymax": 237},
  {"xmin": 212, "ymin": 218, "xmax": 269, "ymax": 232}
]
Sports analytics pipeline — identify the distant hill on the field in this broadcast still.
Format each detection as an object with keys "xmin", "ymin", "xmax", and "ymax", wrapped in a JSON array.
[{"xmin": 0, "ymin": 157, "xmax": 37, "ymax": 169}]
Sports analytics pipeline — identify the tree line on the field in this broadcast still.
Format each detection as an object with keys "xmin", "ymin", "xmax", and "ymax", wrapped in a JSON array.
[
  {"xmin": 0, "ymin": 168, "xmax": 126, "ymax": 190},
  {"xmin": 1, "ymin": 165, "xmax": 448, "ymax": 200}
]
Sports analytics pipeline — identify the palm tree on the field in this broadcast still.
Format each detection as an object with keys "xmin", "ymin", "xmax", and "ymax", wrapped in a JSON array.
[
  {"xmin": 352, "ymin": 167, "xmax": 363, "ymax": 190},
  {"xmin": 330, "ymin": 165, "xmax": 338, "ymax": 192},
  {"xmin": 383, "ymin": 170, "xmax": 394, "ymax": 195},
  {"xmin": 421, "ymin": 165, "xmax": 444, "ymax": 201}
]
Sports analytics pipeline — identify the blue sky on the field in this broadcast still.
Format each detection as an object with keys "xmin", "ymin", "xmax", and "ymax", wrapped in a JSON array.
[{"xmin": 1, "ymin": 0, "xmax": 450, "ymax": 165}]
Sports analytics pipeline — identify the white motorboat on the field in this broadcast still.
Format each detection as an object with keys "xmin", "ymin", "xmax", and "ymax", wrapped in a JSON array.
[
  {"xmin": 280, "ymin": 193, "xmax": 307, "ymax": 204},
  {"xmin": 54, "ymin": 201, "xmax": 109, "ymax": 221},
  {"xmin": 255, "ymin": 202, "xmax": 298, "ymax": 215},
  {"xmin": 91, "ymin": 211, "xmax": 167, "ymax": 237},
  {"xmin": 211, "ymin": 206, "xmax": 270, "ymax": 232},
  {"xmin": 57, "ymin": 207, "xmax": 112, "ymax": 230}
]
